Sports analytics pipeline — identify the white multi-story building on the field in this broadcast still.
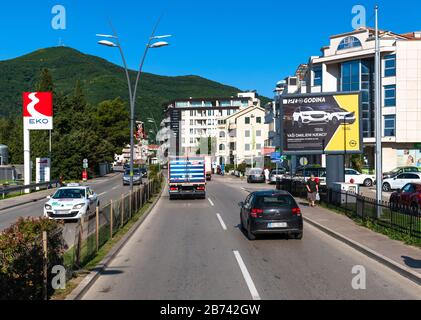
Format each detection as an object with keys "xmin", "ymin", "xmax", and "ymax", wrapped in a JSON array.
[
  {"xmin": 216, "ymin": 105, "xmax": 269, "ymax": 166},
  {"xmin": 304, "ymin": 27, "xmax": 421, "ymax": 171},
  {"xmin": 162, "ymin": 92, "xmax": 260, "ymax": 156}
]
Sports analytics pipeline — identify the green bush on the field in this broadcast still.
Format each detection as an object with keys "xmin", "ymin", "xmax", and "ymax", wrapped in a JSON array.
[
  {"xmin": 0, "ymin": 217, "xmax": 65, "ymax": 300},
  {"xmin": 224, "ymin": 164, "xmax": 234, "ymax": 173},
  {"xmin": 237, "ymin": 162, "xmax": 247, "ymax": 175},
  {"xmin": 148, "ymin": 164, "xmax": 161, "ymax": 180}
]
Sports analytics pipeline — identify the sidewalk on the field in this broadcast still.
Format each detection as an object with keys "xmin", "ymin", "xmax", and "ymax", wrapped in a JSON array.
[
  {"xmin": 299, "ymin": 201, "xmax": 421, "ymax": 283},
  {"xmin": 0, "ymin": 172, "xmax": 120, "ymax": 212}
]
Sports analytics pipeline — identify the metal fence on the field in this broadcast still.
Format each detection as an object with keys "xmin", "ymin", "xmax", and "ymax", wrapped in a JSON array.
[
  {"xmin": 63, "ymin": 174, "xmax": 163, "ymax": 275},
  {"xmin": 280, "ymin": 178, "xmax": 421, "ymax": 239},
  {"xmin": 1, "ymin": 181, "xmax": 60, "ymax": 199}
]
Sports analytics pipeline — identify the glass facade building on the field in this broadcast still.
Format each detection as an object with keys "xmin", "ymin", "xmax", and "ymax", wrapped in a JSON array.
[{"xmin": 339, "ymin": 59, "xmax": 375, "ymax": 138}]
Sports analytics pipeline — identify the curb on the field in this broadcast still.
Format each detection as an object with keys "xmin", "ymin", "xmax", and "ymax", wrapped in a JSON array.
[
  {"xmin": 0, "ymin": 195, "xmax": 52, "ymax": 212},
  {"xmin": 303, "ymin": 216, "xmax": 421, "ymax": 286},
  {"xmin": 65, "ymin": 180, "xmax": 165, "ymax": 300}
]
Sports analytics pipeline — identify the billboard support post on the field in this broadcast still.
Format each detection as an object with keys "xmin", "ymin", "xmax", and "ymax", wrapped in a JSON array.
[{"xmin": 326, "ymin": 155, "xmax": 345, "ymax": 188}]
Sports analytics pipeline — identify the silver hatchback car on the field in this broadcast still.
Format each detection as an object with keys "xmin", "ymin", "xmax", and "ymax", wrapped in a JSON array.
[{"xmin": 247, "ymin": 168, "xmax": 265, "ymax": 184}]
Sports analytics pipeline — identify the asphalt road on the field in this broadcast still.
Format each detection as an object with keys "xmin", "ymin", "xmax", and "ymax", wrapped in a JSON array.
[
  {"xmin": 0, "ymin": 172, "xmax": 142, "ymax": 246},
  {"xmin": 82, "ymin": 175, "xmax": 421, "ymax": 300}
]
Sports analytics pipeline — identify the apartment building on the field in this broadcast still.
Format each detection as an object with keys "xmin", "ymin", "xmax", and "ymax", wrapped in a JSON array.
[
  {"xmin": 161, "ymin": 92, "xmax": 260, "ymax": 156},
  {"xmin": 216, "ymin": 105, "xmax": 269, "ymax": 166}
]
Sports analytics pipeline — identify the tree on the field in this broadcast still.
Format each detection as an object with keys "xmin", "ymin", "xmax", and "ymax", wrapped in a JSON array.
[{"xmin": 36, "ymin": 68, "xmax": 54, "ymax": 92}]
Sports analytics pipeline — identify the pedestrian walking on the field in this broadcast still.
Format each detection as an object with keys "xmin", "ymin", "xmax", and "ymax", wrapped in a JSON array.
[
  {"xmin": 306, "ymin": 174, "xmax": 319, "ymax": 207},
  {"xmin": 264, "ymin": 168, "xmax": 270, "ymax": 182}
]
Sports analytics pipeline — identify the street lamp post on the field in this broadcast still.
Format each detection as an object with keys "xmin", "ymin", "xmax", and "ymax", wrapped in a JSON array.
[{"xmin": 97, "ymin": 21, "xmax": 170, "ymax": 192}]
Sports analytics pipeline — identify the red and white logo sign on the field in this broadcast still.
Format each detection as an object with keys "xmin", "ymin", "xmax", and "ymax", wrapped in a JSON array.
[{"xmin": 23, "ymin": 92, "xmax": 53, "ymax": 130}]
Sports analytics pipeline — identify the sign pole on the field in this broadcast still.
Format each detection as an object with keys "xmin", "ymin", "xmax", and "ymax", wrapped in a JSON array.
[
  {"xmin": 23, "ymin": 128, "xmax": 31, "ymax": 193},
  {"xmin": 374, "ymin": 5, "xmax": 383, "ymax": 217}
]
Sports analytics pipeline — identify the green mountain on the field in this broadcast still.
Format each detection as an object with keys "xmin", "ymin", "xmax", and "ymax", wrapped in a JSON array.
[{"xmin": 0, "ymin": 47, "xmax": 270, "ymax": 125}]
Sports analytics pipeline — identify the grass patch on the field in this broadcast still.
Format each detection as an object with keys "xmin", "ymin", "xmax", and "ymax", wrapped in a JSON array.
[{"xmin": 316, "ymin": 199, "xmax": 421, "ymax": 248}]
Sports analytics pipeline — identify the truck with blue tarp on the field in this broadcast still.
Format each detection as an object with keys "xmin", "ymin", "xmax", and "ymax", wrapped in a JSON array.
[{"xmin": 168, "ymin": 156, "xmax": 206, "ymax": 199}]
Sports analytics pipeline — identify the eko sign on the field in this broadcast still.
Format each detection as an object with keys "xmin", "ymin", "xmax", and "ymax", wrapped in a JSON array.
[{"xmin": 23, "ymin": 92, "xmax": 53, "ymax": 130}]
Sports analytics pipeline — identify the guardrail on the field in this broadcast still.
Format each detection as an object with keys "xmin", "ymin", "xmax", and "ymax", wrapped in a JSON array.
[{"xmin": 1, "ymin": 181, "xmax": 59, "ymax": 199}]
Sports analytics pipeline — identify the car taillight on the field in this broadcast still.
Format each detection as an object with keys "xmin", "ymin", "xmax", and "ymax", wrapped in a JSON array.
[
  {"xmin": 292, "ymin": 207, "xmax": 301, "ymax": 216},
  {"xmin": 170, "ymin": 187, "xmax": 178, "ymax": 191},
  {"xmin": 197, "ymin": 186, "xmax": 205, "ymax": 191},
  {"xmin": 251, "ymin": 208, "xmax": 264, "ymax": 218}
]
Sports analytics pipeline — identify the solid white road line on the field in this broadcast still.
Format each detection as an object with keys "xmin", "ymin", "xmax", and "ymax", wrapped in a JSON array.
[
  {"xmin": 233, "ymin": 250, "xmax": 261, "ymax": 300},
  {"xmin": 216, "ymin": 213, "xmax": 227, "ymax": 231},
  {"xmin": 98, "ymin": 192, "xmax": 107, "ymax": 196},
  {"xmin": 208, "ymin": 198, "xmax": 215, "ymax": 207},
  {"xmin": 112, "ymin": 186, "xmax": 119, "ymax": 190}
]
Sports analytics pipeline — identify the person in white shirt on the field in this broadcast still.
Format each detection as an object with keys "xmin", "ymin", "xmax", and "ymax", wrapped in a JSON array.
[{"xmin": 264, "ymin": 168, "xmax": 270, "ymax": 182}]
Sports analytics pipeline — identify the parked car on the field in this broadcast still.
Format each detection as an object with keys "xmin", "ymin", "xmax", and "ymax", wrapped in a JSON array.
[
  {"xmin": 382, "ymin": 172, "xmax": 421, "ymax": 192},
  {"xmin": 239, "ymin": 190, "xmax": 303, "ymax": 240},
  {"xmin": 122, "ymin": 168, "xmax": 143, "ymax": 185},
  {"xmin": 44, "ymin": 184, "xmax": 99, "ymax": 220},
  {"xmin": 383, "ymin": 166, "xmax": 420, "ymax": 179},
  {"xmin": 247, "ymin": 168, "xmax": 265, "ymax": 183},
  {"xmin": 293, "ymin": 166, "xmax": 326, "ymax": 186},
  {"xmin": 326, "ymin": 106, "xmax": 356, "ymax": 125},
  {"xmin": 269, "ymin": 169, "xmax": 286, "ymax": 184},
  {"xmin": 389, "ymin": 183, "xmax": 421, "ymax": 213},
  {"xmin": 345, "ymin": 168, "xmax": 375, "ymax": 187},
  {"xmin": 292, "ymin": 106, "xmax": 329, "ymax": 128}
]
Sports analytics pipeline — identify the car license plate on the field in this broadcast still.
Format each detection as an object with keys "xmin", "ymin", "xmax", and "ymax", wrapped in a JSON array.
[{"xmin": 268, "ymin": 222, "xmax": 287, "ymax": 228}]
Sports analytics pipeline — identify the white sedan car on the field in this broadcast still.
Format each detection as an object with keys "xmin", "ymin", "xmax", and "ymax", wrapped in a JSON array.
[
  {"xmin": 44, "ymin": 184, "xmax": 100, "ymax": 220},
  {"xmin": 382, "ymin": 172, "xmax": 421, "ymax": 192},
  {"xmin": 345, "ymin": 168, "xmax": 376, "ymax": 187},
  {"xmin": 292, "ymin": 106, "xmax": 329, "ymax": 127}
]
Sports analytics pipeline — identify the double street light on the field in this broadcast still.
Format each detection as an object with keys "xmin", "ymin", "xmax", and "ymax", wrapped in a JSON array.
[{"xmin": 97, "ymin": 22, "xmax": 170, "ymax": 192}]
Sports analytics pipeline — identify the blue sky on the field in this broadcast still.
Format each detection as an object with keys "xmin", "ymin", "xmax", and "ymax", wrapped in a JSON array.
[{"xmin": 1, "ymin": 0, "xmax": 420, "ymax": 97}]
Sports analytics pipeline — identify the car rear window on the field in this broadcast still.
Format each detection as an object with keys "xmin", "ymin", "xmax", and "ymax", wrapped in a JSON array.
[{"xmin": 254, "ymin": 195, "xmax": 295, "ymax": 208}]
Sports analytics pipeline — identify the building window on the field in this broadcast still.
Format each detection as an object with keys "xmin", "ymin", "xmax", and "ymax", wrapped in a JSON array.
[
  {"xmin": 220, "ymin": 101, "xmax": 231, "ymax": 107},
  {"xmin": 245, "ymin": 117, "xmax": 250, "ymax": 124},
  {"xmin": 337, "ymin": 36, "xmax": 362, "ymax": 50},
  {"xmin": 256, "ymin": 130, "xmax": 261, "ymax": 137},
  {"xmin": 384, "ymin": 54, "xmax": 396, "ymax": 77},
  {"xmin": 245, "ymin": 144, "xmax": 250, "ymax": 151},
  {"xmin": 384, "ymin": 115, "xmax": 395, "ymax": 137},
  {"xmin": 313, "ymin": 65, "xmax": 322, "ymax": 86},
  {"xmin": 219, "ymin": 144, "xmax": 225, "ymax": 151},
  {"xmin": 245, "ymin": 130, "xmax": 250, "ymax": 138},
  {"xmin": 256, "ymin": 117, "xmax": 262, "ymax": 124},
  {"xmin": 384, "ymin": 85, "xmax": 396, "ymax": 107},
  {"xmin": 219, "ymin": 131, "xmax": 226, "ymax": 138},
  {"xmin": 190, "ymin": 110, "xmax": 196, "ymax": 117},
  {"xmin": 341, "ymin": 60, "xmax": 360, "ymax": 92},
  {"xmin": 256, "ymin": 144, "xmax": 262, "ymax": 150}
]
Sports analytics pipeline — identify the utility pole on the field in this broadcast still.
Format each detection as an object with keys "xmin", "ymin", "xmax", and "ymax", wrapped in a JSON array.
[{"xmin": 374, "ymin": 5, "xmax": 383, "ymax": 217}]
